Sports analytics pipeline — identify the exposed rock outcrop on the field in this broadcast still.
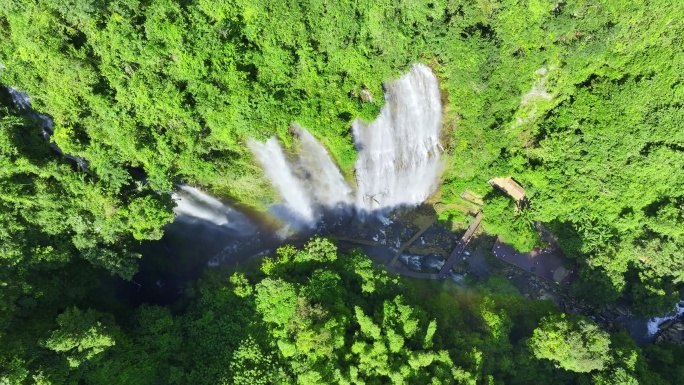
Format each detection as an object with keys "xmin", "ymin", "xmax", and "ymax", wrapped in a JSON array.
[{"xmin": 656, "ymin": 319, "xmax": 684, "ymax": 345}]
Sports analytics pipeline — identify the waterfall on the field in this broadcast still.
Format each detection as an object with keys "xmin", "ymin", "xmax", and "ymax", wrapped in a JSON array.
[
  {"xmin": 5, "ymin": 86, "xmax": 90, "ymax": 170},
  {"xmin": 353, "ymin": 64, "xmax": 443, "ymax": 211},
  {"xmin": 647, "ymin": 302, "xmax": 684, "ymax": 336},
  {"xmin": 250, "ymin": 64, "xmax": 444, "ymax": 224},
  {"xmin": 172, "ymin": 185, "xmax": 256, "ymax": 235},
  {"xmin": 248, "ymin": 138, "xmax": 317, "ymax": 225},
  {"xmin": 294, "ymin": 124, "xmax": 353, "ymax": 208},
  {"xmin": 7, "ymin": 87, "xmax": 32, "ymax": 109},
  {"xmin": 249, "ymin": 126, "xmax": 354, "ymax": 225}
]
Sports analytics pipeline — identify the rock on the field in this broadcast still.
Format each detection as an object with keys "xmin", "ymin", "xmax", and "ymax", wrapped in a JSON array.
[
  {"xmin": 616, "ymin": 306, "xmax": 632, "ymax": 317},
  {"xmin": 656, "ymin": 319, "xmax": 684, "ymax": 345},
  {"xmin": 360, "ymin": 89, "xmax": 373, "ymax": 103}
]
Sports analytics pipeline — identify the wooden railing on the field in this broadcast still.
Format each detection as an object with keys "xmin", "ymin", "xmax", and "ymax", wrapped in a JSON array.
[{"xmin": 437, "ymin": 211, "xmax": 483, "ymax": 279}]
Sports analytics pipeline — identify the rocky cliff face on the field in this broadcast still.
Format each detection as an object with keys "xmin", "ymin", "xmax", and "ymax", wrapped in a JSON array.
[{"xmin": 656, "ymin": 319, "xmax": 684, "ymax": 345}]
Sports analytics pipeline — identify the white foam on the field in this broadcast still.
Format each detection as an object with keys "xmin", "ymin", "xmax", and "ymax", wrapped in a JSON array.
[
  {"xmin": 399, "ymin": 254, "xmax": 423, "ymax": 270},
  {"xmin": 647, "ymin": 302, "xmax": 684, "ymax": 336},
  {"xmin": 248, "ymin": 138, "xmax": 316, "ymax": 225},
  {"xmin": 172, "ymin": 185, "xmax": 256, "ymax": 234},
  {"xmin": 353, "ymin": 64, "xmax": 443, "ymax": 212},
  {"xmin": 425, "ymin": 257, "xmax": 445, "ymax": 270}
]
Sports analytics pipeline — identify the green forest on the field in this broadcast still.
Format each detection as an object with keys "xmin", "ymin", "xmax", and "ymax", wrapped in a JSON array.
[{"xmin": 1, "ymin": 0, "xmax": 684, "ymax": 384}]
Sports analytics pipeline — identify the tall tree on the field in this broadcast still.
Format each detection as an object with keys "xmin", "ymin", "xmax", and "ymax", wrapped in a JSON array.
[{"xmin": 529, "ymin": 314, "xmax": 611, "ymax": 373}]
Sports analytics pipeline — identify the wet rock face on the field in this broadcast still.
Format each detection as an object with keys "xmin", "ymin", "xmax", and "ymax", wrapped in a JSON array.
[
  {"xmin": 656, "ymin": 319, "xmax": 684, "ymax": 345},
  {"xmin": 360, "ymin": 89, "xmax": 373, "ymax": 103}
]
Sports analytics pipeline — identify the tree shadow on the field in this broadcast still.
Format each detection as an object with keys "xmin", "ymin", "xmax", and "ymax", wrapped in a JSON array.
[
  {"xmin": 0, "ymin": 86, "xmax": 89, "ymax": 171},
  {"xmin": 0, "ymin": 87, "xmax": 55, "ymax": 168},
  {"xmin": 544, "ymin": 219, "xmax": 584, "ymax": 260}
]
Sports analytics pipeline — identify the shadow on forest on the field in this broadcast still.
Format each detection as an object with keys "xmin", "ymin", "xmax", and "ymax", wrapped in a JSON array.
[
  {"xmin": 0, "ymin": 87, "xmax": 56, "ymax": 168},
  {"xmin": 124, "ymin": 201, "xmax": 457, "ymax": 306}
]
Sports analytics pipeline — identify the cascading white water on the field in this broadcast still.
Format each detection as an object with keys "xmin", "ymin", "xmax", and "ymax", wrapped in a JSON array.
[
  {"xmin": 647, "ymin": 302, "xmax": 684, "ymax": 336},
  {"xmin": 399, "ymin": 254, "xmax": 424, "ymax": 270},
  {"xmin": 172, "ymin": 185, "xmax": 256, "ymax": 234},
  {"xmin": 248, "ymin": 138, "xmax": 317, "ymax": 224},
  {"xmin": 294, "ymin": 124, "xmax": 353, "ymax": 208},
  {"xmin": 250, "ymin": 64, "xmax": 444, "ymax": 223},
  {"xmin": 353, "ymin": 64, "xmax": 443, "ymax": 211},
  {"xmin": 7, "ymin": 87, "xmax": 32, "ymax": 109},
  {"xmin": 7, "ymin": 87, "xmax": 31, "ymax": 110},
  {"xmin": 249, "ymin": 126, "xmax": 354, "ymax": 225}
]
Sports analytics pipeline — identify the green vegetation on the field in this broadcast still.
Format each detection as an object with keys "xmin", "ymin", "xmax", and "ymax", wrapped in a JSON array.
[
  {"xmin": 529, "ymin": 314, "xmax": 610, "ymax": 373},
  {"xmin": 1, "ymin": 0, "xmax": 683, "ymax": 383},
  {"xmin": 2, "ymin": 0, "xmax": 682, "ymax": 311},
  {"xmin": 2, "ymin": 238, "xmax": 680, "ymax": 384}
]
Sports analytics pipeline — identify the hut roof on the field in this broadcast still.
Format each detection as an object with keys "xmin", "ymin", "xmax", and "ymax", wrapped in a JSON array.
[{"xmin": 488, "ymin": 177, "xmax": 526, "ymax": 201}]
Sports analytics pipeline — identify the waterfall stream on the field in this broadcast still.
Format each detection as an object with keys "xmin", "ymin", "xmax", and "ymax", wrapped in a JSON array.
[
  {"xmin": 352, "ymin": 64, "xmax": 444, "ymax": 211},
  {"xmin": 249, "ymin": 64, "xmax": 444, "ymax": 223},
  {"xmin": 5, "ymin": 87, "xmax": 90, "ymax": 170},
  {"xmin": 647, "ymin": 302, "xmax": 684, "ymax": 336},
  {"xmin": 7, "ymin": 87, "xmax": 31, "ymax": 109},
  {"xmin": 248, "ymin": 137, "xmax": 317, "ymax": 225},
  {"xmin": 294, "ymin": 124, "xmax": 353, "ymax": 208},
  {"xmin": 172, "ymin": 185, "xmax": 257, "ymax": 235}
]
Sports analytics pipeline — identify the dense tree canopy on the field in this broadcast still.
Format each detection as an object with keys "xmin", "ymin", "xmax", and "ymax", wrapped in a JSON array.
[
  {"xmin": 529, "ymin": 314, "xmax": 611, "ymax": 373},
  {"xmin": 1, "ymin": 1, "xmax": 682, "ymax": 311},
  {"xmin": 2, "ymin": 238, "xmax": 677, "ymax": 384},
  {"xmin": 1, "ymin": 0, "xmax": 683, "ymax": 383}
]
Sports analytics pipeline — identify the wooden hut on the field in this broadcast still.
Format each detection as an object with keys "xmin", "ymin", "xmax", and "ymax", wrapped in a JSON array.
[{"xmin": 488, "ymin": 177, "xmax": 526, "ymax": 201}]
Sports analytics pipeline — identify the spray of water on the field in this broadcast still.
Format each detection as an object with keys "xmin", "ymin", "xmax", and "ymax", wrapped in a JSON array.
[
  {"xmin": 294, "ymin": 124, "xmax": 353, "ymax": 208},
  {"xmin": 172, "ymin": 185, "xmax": 256, "ymax": 235},
  {"xmin": 247, "ymin": 137, "xmax": 317, "ymax": 225},
  {"xmin": 647, "ymin": 302, "xmax": 684, "ymax": 336}
]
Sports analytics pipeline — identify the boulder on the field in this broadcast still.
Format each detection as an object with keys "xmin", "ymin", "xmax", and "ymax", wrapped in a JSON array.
[{"xmin": 656, "ymin": 319, "xmax": 684, "ymax": 345}]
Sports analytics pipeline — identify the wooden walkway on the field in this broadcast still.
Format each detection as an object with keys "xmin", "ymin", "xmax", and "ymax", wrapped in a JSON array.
[
  {"xmin": 335, "ymin": 236, "xmax": 382, "ymax": 247},
  {"xmin": 492, "ymin": 238, "xmax": 577, "ymax": 286},
  {"xmin": 385, "ymin": 265, "xmax": 439, "ymax": 280},
  {"xmin": 437, "ymin": 211, "xmax": 483, "ymax": 279},
  {"xmin": 336, "ymin": 212, "xmax": 482, "ymax": 282}
]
